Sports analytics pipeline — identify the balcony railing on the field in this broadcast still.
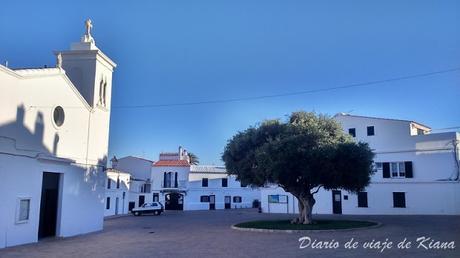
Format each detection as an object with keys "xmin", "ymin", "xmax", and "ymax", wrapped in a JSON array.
[{"xmin": 162, "ymin": 180, "xmax": 187, "ymax": 189}]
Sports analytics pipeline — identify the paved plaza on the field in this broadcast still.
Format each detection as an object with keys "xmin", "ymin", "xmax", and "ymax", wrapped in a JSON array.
[{"xmin": 1, "ymin": 209, "xmax": 459, "ymax": 258}]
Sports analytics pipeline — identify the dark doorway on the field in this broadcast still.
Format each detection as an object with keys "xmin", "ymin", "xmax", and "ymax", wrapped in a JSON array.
[
  {"xmin": 38, "ymin": 172, "xmax": 60, "ymax": 239},
  {"xmin": 115, "ymin": 197, "xmax": 119, "ymax": 215},
  {"xmin": 209, "ymin": 195, "xmax": 216, "ymax": 210},
  {"xmin": 128, "ymin": 202, "xmax": 135, "ymax": 212},
  {"xmin": 224, "ymin": 196, "xmax": 231, "ymax": 209},
  {"xmin": 165, "ymin": 193, "xmax": 184, "ymax": 210},
  {"xmin": 138, "ymin": 195, "xmax": 145, "ymax": 207},
  {"xmin": 332, "ymin": 190, "xmax": 342, "ymax": 214}
]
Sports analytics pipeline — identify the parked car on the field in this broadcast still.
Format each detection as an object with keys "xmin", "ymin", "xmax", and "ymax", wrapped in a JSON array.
[{"xmin": 132, "ymin": 202, "xmax": 164, "ymax": 216}]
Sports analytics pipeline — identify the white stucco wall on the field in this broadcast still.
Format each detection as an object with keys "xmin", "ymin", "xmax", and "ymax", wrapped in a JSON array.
[
  {"xmin": 185, "ymin": 176, "xmax": 260, "ymax": 210},
  {"xmin": 261, "ymin": 115, "xmax": 460, "ymax": 216},
  {"xmin": 261, "ymin": 182, "xmax": 460, "ymax": 215},
  {"xmin": 104, "ymin": 171, "xmax": 130, "ymax": 217},
  {"xmin": 0, "ymin": 32, "xmax": 115, "ymax": 248},
  {"xmin": 114, "ymin": 156, "xmax": 153, "ymax": 180},
  {"xmin": 151, "ymin": 166, "xmax": 190, "ymax": 189},
  {"xmin": 0, "ymin": 155, "xmax": 105, "ymax": 248}
]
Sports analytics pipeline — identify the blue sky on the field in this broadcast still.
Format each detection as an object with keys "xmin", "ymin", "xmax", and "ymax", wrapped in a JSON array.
[{"xmin": 1, "ymin": 1, "xmax": 459, "ymax": 165}]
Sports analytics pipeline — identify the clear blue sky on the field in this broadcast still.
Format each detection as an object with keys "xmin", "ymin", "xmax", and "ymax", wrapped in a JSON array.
[{"xmin": 1, "ymin": 1, "xmax": 459, "ymax": 165}]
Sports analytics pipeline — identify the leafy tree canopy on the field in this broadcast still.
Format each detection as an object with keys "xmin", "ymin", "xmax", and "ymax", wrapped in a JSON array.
[{"xmin": 222, "ymin": 111, "xmax": 375, "ymax": 223}]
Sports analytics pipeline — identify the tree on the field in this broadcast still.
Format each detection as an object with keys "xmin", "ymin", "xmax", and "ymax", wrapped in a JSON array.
[
  {"xmin": 188, "ymin": 152, "xmax": 199, "ymax": 165},
  {"xmin": 222, "ymin": 112, "xmax": 374, "ymax": 224}
]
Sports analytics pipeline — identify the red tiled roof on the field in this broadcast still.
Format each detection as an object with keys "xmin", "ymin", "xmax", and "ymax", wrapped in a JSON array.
[{"xmin": 153, "ymin": 160, "xmax": 190, "ymax": 167}]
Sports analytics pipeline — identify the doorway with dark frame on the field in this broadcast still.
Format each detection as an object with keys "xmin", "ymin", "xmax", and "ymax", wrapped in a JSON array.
[
  {"xmin": 38, "ymin": 172, "xmax": 61, "ymax": 239},
  {"xmin": 128, "ymin": 202, "xmax": 135, "ymax": 212},
  {"xmin": 165, "ymin": 193, "xmax": 184, "ymax": 210},
  {"xmin": 209, "ymin": 195, "xmax": 216, "ymax": 210},
  {"xmin": 138, "ymin": 195, "xmax": 145, "ymax": 207},
  {"xmin": 332, "ymin": 190, "xmax": 342, "ymax": 214},
  {"xmin": 224, "ymin": 196, "xmax": 231, "ymax": 209}
]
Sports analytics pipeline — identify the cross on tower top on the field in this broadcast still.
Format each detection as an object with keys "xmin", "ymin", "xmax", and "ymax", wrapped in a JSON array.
[{"xmin": 82, "ymin": 18, "xmax": 95, "ymax": 44}]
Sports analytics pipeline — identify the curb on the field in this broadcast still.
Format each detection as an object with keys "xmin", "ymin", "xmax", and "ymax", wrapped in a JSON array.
[
  {"xmin": 104, "ymin": 214, "xmax": 131, "ymax": 220},
  {"xmin": 231, "ymin": 220, "xmax": 382, "ymax": 233}
]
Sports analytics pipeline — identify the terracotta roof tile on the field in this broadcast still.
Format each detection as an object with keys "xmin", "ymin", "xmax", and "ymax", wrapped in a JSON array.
[{"xmin": 153, "ymin": 160, "xmax": 190, "ymax": 167}]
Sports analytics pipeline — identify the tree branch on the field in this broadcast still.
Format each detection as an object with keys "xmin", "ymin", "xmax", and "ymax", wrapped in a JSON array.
[{"xmin": 310, "ymin": 185, "xmax": 322, "ymax": 195}]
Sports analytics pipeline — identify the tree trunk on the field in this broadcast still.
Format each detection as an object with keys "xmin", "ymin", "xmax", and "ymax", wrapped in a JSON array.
[{"xmin": 291, "ymin": 193, "xmax": 316, "ymax": 224}]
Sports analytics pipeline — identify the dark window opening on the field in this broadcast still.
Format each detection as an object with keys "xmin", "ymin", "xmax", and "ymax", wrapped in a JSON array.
[
  {"xmin": 222, "ymin": 178, "xmax": 228, "ymax": 187},
  {"xmin": 358, "ymin": 192, "xmax": 368, "ymax": 208},
  {"xmin": 107, "ymin": 179, "xmax": 111, "ymax": 189},
  {"xmin": 200, "ymin": 196, "xmax": 210, "ymax": 202},
  {"xmin": 348, "ymin": 128, "xmax": 356, "ymax": 137},
  {"xmin": 202, "ymin": 178, "xmax": 208, "ymax": 187},
  {"xmin": 367, "ymin": 126, "xmax": 375, "ymax": 136},
  {"xmin": 106, "ymin": 197, "xmax": 110, "ymax": 210},
  {"xmin": 233, "ymin": 196, "xmax": 242, "ymax": 203},
  {"xmin": 116, "ymin": 177, "xmax": 120, "ymax": 189},
  {"xmin": 393, "ymin": 192, "xmax": 406, "ymax": 208}
]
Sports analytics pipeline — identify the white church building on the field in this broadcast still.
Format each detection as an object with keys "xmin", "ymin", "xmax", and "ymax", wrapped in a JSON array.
[
  {"xmin": 0, "ymin": 20, "xmax": 116, "ymax": 248},
  {"xmin": 261, "ymin": 114, "xmax": 460, "ymax": 215}
]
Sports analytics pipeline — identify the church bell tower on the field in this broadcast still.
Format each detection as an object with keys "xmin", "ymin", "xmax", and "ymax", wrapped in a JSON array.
[{"xmin": 55, "ymin": 19, "xmax": 117, "ymax": 109}]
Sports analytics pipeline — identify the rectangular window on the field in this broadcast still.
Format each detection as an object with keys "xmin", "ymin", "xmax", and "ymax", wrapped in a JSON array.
[
  {"xmin": 391, "ymin": 162, "xmax": 398, "ymax": 177},
  {"xmin": 17, "ymin": 198, "xmax": 31, "ymax": 223},
  {"xmin": 398, "ymin": 162, "xmax": 406, "ymax": 177},
  {"xmin": 393, "ymin": 192, "xmax": 406, "ymax": 208},
  {"xmin": 140, "ymin": 183, "xmax": 151, "ymax": 193},
  {"xmin": 106, "ymin": 197, "xmax": 110, "ymax": 210},
  {"xmin": 390, "ymin": 162, "xmax": 406, "ymax": 178},
  {"xmin": 268, "ymin": 195, "xmax": 288, "ymax": 203},
  {"xmin": 268, "ymin": 195, "xmax": 279, "ymax": 203},
  {"xmin": 222, "ymin": 178, "xmax": 228, "ymax": 187},
  {"xmin": 116, "ymin": 177, "xmax": 120, "ymax": 189},
  {"xmin": 233, "ymin": 196, "xmax": 242, "ymax": 203},
  {"xmin": 107, "ymin": 178, "xmax": 111, "ymax": 189},
  {"xmin": 357, "ymin": 192, "xmax": 368, "ymax": 208},
  {"xmin": 367, "ymin": 126, "xmax": 375, "ymax": 136},
  {"xmin": 202, "ymin": 178, "xmax": 208, "ymax": 187},
  {"xmin": 348, "ymin": 128, "xmax": 356, "ymax": 137},
  {"xmin": 200, "ymin": 196, "xmax": 210, "ymax": 202}
]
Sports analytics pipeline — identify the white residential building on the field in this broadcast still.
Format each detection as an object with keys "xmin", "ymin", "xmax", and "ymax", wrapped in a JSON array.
[
  {"xmin": 109, "ymin": 156, "xmax": 154, "ymax": 214},
  {"xmin": 0, "ymin": 20, "xmax": 116, "ymax": 248},
  {"xmin": 104, "ymin": 169, "xmax": 131, "ymax": 217},
  {"xmin": 149, "ymin": 147, "xmax": 260, "ymax": 210},
  {"xmin": 261, "ymin": 114, "xmax": 460, "ymax": 215}
]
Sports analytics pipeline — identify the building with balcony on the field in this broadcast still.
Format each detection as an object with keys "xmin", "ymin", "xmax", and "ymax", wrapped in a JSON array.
[
  {"xmin": 150, "ymin": 147, "xmax": 261, "ymax": 210},
  {"xmin": 261, "ymin": 114, "xmax": 460, "ymax": 215}
]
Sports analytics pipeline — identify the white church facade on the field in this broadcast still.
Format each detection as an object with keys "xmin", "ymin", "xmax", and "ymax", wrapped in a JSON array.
[
  {"xmin": 0, "ymin": 20, "xmax": 116, "ymax": 248},
  {"xmin": 261, "ymin": 114, "xmax": 460, "ymax": 215}
]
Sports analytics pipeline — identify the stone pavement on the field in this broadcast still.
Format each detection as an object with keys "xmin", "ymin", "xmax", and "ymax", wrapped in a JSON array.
[{"xmin": 1, "ymin": 209, "xmax": 459, "ymax": 258}]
